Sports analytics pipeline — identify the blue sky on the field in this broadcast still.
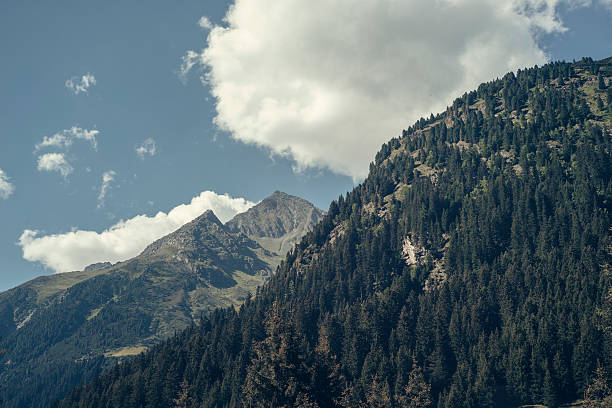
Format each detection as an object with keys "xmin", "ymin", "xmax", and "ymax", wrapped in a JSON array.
[{"xmin": 1, "ymin": 0, "xmax": 611, "ymax": 291}]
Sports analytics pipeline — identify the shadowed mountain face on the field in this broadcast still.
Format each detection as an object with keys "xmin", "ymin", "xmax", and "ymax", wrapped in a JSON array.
[{"xmin": 0, "ymin": 192, "xmax": 323, "ymax": 408}]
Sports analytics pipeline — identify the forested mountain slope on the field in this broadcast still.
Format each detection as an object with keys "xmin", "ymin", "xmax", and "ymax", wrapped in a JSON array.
[
  {"xmin": 0, "ymin": 192, "xmax": 323, "ymax": 407},
  {"xmin": 59, "ymin": 57, "xmax": 612, "ymax": 407}
]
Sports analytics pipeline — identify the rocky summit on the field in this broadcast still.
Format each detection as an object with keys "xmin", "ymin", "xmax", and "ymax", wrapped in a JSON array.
[{"xmin": 227, "ymin": 190, "xmax": 326, "ymax": 256}]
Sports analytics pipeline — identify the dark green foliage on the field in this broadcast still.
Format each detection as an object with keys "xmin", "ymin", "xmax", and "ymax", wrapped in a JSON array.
[{"xmin": 56, "ymin": 57, "xmax": 612, "ymax": 407}]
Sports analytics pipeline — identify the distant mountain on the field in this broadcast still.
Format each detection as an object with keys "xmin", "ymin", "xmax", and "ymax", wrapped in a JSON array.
[
  {"xmin": 0, "ymin": 192, "xmax": 323, "ymax": 407},
  {"xmin": 58, "ymin": 57, "xmax": 611, "ymax": 408},
  {"xmin": 227, "ymin": 190, "xmax": 325, "ymax": 256}
]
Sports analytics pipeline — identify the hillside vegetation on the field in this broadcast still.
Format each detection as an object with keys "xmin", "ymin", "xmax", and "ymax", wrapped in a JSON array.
[{"xmin": 57, "ymin": 57, "xmax": 612, "ymax": 407}]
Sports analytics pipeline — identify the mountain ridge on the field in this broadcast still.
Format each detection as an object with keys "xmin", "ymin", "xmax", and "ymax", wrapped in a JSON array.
[{"xmin": 57, "ymin": 56, "xmax": 611, "ymax": 408}]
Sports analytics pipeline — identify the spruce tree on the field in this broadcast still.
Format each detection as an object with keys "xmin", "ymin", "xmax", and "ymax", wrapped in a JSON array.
[
  {"xmin": 396, "ymin": 363, "xmax": 432, "ymax": 408},
  {"xmin": 583, "ymin": 365, "xmax": 612, "ymax": 408}
]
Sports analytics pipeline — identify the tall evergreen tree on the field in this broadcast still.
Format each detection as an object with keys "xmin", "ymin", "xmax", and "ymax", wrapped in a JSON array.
[{"xmin": 396, "ymin": 363, "xmax": 432, "ymax": 408}]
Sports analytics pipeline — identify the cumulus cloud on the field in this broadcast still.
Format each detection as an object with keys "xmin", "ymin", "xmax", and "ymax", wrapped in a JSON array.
[
  {"xmin": 135, "ymin": 138, "xmax": 157, "ymax": 159},
  {"xmin": 65, "ymin": 73, "xmax": 96, "ymax": 94},
  {"xmin": 0, "ymin": 168, "xmax": 15, "ymax": 199},
  {"xmin": 181, "ymin": 0, "xmax": 598, "ymax": 180},
  {"xmin": 97, "ymin": 170, "xmax": 117, "ymax": 208},
  {"xmin": 19, "ymin": 191, "xmax": 256, "ymax": 273},
  {"xmin": 35, "ymin": 126, "xmax": 99, "ymax": 151},
  {"xmin": 37, "ymin": 153, "xmax": 73, "ymax": 178}
]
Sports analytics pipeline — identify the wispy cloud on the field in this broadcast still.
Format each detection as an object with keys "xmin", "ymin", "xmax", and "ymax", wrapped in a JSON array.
[
  {"xmin": 35, "ymin": 127, "xmax": 99, "ymax": 152},
  {"xmin": 19, "ymin": 191, "xmax": 256, "ymax": 273},
  {"xmin": 198, "ymin": 16, "xmax": 213, "ymax": 30},
  {"xmin": 179, "ymin": 50, "xmax": 201, "ymax": 84},
  {"xmin": 37, "ymin": 153, "xmax": 73, "ymax": 178},
  {"xmin": 97, "ymin": 170, "xmax": 117, "ymax": 208},
  {"xmin": 135, "ymin": 138, "xmax": 157, "ymax": 159},
  {"xmin": 177, "ymin": 16, "xmax": 214, "ymax": 83},
  {"xmin": 34, "ymin": 133, "xmax": 72, "ymax": 151},
  {"xmin": 71, "ymin": 126, "xmax": 99, "ymax": 149},
  {"xmin": 0, "ymin": 168, "xmax": 15, "ymax": 199},
  {"xmin": 65, "ymin": 73, "xmax": 96, "ymax": 94}
]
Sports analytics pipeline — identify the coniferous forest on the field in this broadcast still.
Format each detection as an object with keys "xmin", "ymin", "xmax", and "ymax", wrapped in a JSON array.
[{"xmin": 57, "ymin": 57, "xmax": 612, "ymax": 407}]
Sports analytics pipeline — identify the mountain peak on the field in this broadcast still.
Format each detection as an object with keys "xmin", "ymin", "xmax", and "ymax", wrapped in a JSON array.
[
  {"xmin": 226, "ymin": 191, "xmax": 324, "ymax": 255},
  {"xmin": 140, "ymin": 208, "xmax": 225, "ymax": 257},
  {"xmin": 194, "ymin": 209, "xmax": 223, "ymax": 226}
]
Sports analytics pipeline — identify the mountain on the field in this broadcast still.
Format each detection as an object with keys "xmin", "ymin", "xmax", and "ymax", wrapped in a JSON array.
[
  {"xmin": 58, "ymin": 57, "xmax": 611, "ymax": 408},
  {"xmin": 226, "ymin": 191, "xmax": 325, "ymax": 256},
  {"xmin": 0, "ymin": 192, "xmax": 323, "ymax": 407}
]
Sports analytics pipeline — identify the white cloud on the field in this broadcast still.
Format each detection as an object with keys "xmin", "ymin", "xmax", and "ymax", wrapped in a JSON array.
[
  {"xmin": 65, "ymin": 73, "xmax": 96, "ymax": 94},
  {"xmin": 37, "ymin": 153, "xmax": 73, "ymax": 178},
  {"xmin": 135, "ymin": 138, "xmax": 157, "ymax": 159},
  {"xmin": 35, "ymin": 127, "xmax": 99, "ymax": 151},
  {"xmin": 19, "ymin": 191, "xmax": 256, "ymax": 273},
  {"xmin": 179, "ymin": 50, "xmax": 201, "ymax": 83},
  {"xmin": 0, "ymin": 168, "xmax": 15, "ymax": 199},
  {"xmin": 70, "ymin": 126, "xmax": 99, "ymax": 149},
  {"xmin": 182, "ymin": 0, "xmax": 595, "ymax": 180},
  {"xmin": 198, "ymin": 16, "xmax": 213, "ymax": 30},
  {"xmin": 34, "ymin": 133, "xmax": 72, "ymax": 151},
  {"xmin": 97, "ymin": 170, "xmax": 117, "ymax": 208}
]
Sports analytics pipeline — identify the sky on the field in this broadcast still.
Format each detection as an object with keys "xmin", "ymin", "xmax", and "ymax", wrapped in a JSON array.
[{"xmin": 0, "ymin": 0, "xmax": 611, "ymax": 291}]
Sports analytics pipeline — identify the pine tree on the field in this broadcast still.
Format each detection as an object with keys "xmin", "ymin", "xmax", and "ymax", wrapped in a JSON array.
[
  {"xmin": 243, "ymin": 302, "xmax": 310, "ymax": 407},
  {"xmin": 172, "ymin": 380, "xmax": 190, "ymax": 408},
  {"xmin": 596, "ymin": 240, "xmax": 612, "ymax": 343},
  {"xmin": 542, "ymin": 368, "xmax": 557, "ymax": 408},
  {"xmin": 583, "ymin": 365, "xmax": 612, "ymax": 408},
  {"xmin": 396, "ymin": 363, "xmax": 432, "ymax": 408},
  {"xmin": 364, "ymin": 375, "xmax": 392, "ymax": 408},
  {"xmin": 309, "ymin": 324, "xmax": 345, "ymax": 406}
]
